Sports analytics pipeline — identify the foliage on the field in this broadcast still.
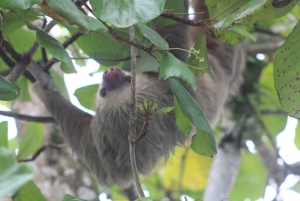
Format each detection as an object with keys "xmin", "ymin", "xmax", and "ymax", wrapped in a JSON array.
[{"xmin": 0, "ymin": 0, "xmax": 299, "ymax": 200}]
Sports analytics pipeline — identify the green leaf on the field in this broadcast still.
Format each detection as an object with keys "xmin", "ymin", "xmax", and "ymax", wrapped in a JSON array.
[
  {"xmin": 15, "ymin": 76, "xmax": 31, "ymax": 102},
  {"xmin": 0, "ymin": 121, "xmax": 8, "ymax": 148},
  {"xmin": 74, "ymin": 84, "xmax": 99, "ymax": 110},
  {"xmin": 230, "ymin": 151, "xmax": 267, "ymax": 201},
  {"xmin": 169, "ymin": 78, "xmax": 217, "ymax": 156},
  {"xmin": 0, "ymin": 76, "xmax": 20, "ymax": 101},
  {"xmin": 253, "ymin": 0, "xmax": 300, "ymax": 20},
  {"xmin": 89, "ymin": 0, "xmax": 165, "ymax": 28},
  {"xmin": 150, "ymin": 102, "xmax": 158, "ymax": 110},
  {"xmin": 174, "ymin": 96, "xmax": 192, "ymax": 135},
  {"xmin": 137, "ymin": 103, "xmax": 144, "ymax": 111},
  {"xmin": 274, "ymin": 20, "xmax": 300, "ymax": 118},
  {"xmin": 159, "ymin": 51, "xmax": 196, "ymax": 90},
  {"xmin": 206, "ymin": 0, "xmax": 249, "ymax": 19},
  {"xmin": 0, "ymin": 0, "xmax": 41, "ymax": 10},
  {"xmin": 295, "ymin": 122, "xmax": 300, "ymax": 150},
  {"xmin": 5, "ymin": 22, "xmax": 42, "ymax": 61},
  {"xmin": 14, "ymin": 180, "xmax": 47, "ymax": 201},
  {"xmin": 213, "ymin": 27, "xmax": 247, "ymax": 45},
  {"xmin": 214, "ymin": 0, "xmax": 266, "ymax": 29},
  {"xmin": 258, "ymin": 63, "xmax": 287, "ymax": 137},
  {"xmin": 188, "ymin": 32, "xmax": 213, "ymax": 77},
  {"xmin": 8, "ymin": 137, "xmax": 19, "ymax": 151},
  {"xmin": 71, "ymin": 29, "xmax": 129, "ymax": 67},
  {"xmin": 0, "ymin": 147, "xmax": 34, "ymax": 197},
  {"xmin": 62, "ymin": 194, "xmax": 88, "ymax": 201},
  {"xmin": 157, "ymin": 107, "xmax": 174, "ymax": 114},
  {"xmin": 85, "ymin": 16, "xmax": 107, "ymax": 32},
  {"xmin": 0, "ymin": 12, "xmax": 38, "ymax": 36},
  {"xmin": 191, "ymin": 129, "xmax": 217, "ymax": 157},
  {"xmin": 44, "ymin": 0, "xmax": 90, "ymax": 33},
  {"xmin": 136, "ymin": 23, "xmax": 169, "ymax": 50},
  {"xmin": 17, "ymin": 122, "xmax": 44, "ymax": 160},
  {"xmin": 25, "ymin": 22, "xmax": 76, "ymax": 74},
  {"xmin": 229, "ymin": 25, "xmax": 256, "ymax": 42}
]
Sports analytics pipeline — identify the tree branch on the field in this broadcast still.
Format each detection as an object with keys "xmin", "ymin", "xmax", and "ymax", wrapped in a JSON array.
[
  {"xmin": 253, "ymin": 138, "xmax": 286, "ymax": 188},
  {"xmin": 71, "ymin": 56, "xmax": 140, "ymax": 62},
  {"xmin": 260, "ymin": 109, "xmax": 287, "ymax": 116},
  {"xmin": 128, "ymin": 25, "xmax": 145, "ymax": 198},
  {"xmin": 18, "ymin": 143, "xmax": 67, "ymax": 162},
  {"xmin": 0, "ymin": 110, "xmax": 56, "ymax": 123},
  {"xmin": 160, "ymin": 11, "xmax": 213, "ymax": 27}
]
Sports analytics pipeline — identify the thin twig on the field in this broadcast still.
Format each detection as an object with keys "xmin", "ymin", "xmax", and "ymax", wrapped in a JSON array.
[
  {"xmin": 0, "ymin": 110, "xmax": 56, "ymax": 123},
  {"xmin": 128, "ymin": 25, "xmax": 145, "ymax": 198},
  {"xmin": 130, "ymin": 115, "xmax": 150, "ymax": 144},
  {"xmin": 18, "ymin": 143, "xmax": 68, "ymax": 162},
  {"xmin": 161, "ymin": 11, "xmax": 213, "ymax": 27},
  {"xmin": 260, "ymin": 109, "xmax": 287, "ymax": 116},
  {"xmin": 71, "ymin": 56, "xmax": 140, "ymax": 61}
]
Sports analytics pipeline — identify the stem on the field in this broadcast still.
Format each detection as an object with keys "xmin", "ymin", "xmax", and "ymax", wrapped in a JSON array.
[{"xmin": 128, "ymin": 25, "xmax": 145, "ymax": 198}]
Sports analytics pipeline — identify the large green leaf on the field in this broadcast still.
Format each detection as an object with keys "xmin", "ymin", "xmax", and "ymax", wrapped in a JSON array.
[
  {"xmin": 258, "ymin": 63, "xmax": 287, "ymax": 136},
  {"xmin": 274, "ymin": 20, "xmax": 300, "ymax": 118},
  {"xmin": 169, "ymin": 78, "xmax": 217, "ymax": 156},
  {"xmin": 159, "ymin": 52, "xmax": 196, "ymax": 90},
  {"xmin": 74, "ymin": 84, "xmax": 99, "ymax": 110},
  {"xmin": 17, "ymin": 122, "xmax": 44, "ymax": 160},
  {"xmin": 5, "ymin": 22, "xmax": 42, "ymax": 61},
  {"xmin": 0, "ymin": 76, "xmax": 20, "ymax": 101},
  {"xmin": 14, "ymin": 180, "xmax": 46, "ymax": 201},
  {"xmin": 0, "ymin": 147, "xmax": 34, "ymax": 197},
  {"xmin": 0, "ymin": 0, "xmax": 41, "ymax": 10},
  {"xmin": 253, "ymin": 0, "xmax": 300, "ymax": 20},
  {"xmin": 214, "ymin": 0, "xmax": 266, "ymax": 29},
  {"xmin": 89, "ymin": 0, "xmax": 165, "ymax": 28},
  {"xmin": 230, "ymin": 151, "xmax": 267, "ymax": 200},
  {"xmin": 0, "ymin": 12, "xmax": 38, "ymax": 36},
  {"xmin": 188, "ymin": 32, "xmax": 213, "ymax": 77},
  {"xmin": 73, "ymin": 30, "xmax": 129, "ymax": 67},
  {"xmin": 24, "ymin": 22, "xmax": 76, "ymax": 73},
  {"xmin": 8, "ymin": 136, "xmax": 19, "ymax": 151},
  {"xmin": 0, "ymin": 121, "xmax": 8, "ymax": 148},
  {"xmin": 135, "ymin": 23, "xmax": 169, "ymax": 50},
  {"xmin": 206, "ymin": 0, "xmax": 249, "ymax": 20},
  {"xmin": 174, "ymin": 96, "xmax": 192, "ymax": 135},
  {"xmin": 43, "ymin": 0, "xmax": 90, "ymax": 33},
  {"xmin": 15, "ymin": 76, "xmax": 31, "ymax": 102}
]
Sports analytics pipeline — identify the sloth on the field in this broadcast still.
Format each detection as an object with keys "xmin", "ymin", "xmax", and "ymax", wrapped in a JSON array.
[{"xmin": 31, "ymin": 0, "xmax": 245, "ymax": 199}]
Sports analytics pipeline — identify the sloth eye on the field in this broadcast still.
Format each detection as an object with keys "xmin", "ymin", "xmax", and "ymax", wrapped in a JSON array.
[
  {"xmin": 125, "ymin": 76, "xmax": 131, "ymax": 83},
  {"xmin": 100, "ymin": 88, "xmax": 106, "ymax": 97}
]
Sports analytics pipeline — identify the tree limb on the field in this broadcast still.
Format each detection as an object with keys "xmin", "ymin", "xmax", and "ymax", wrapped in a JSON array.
[
  {"xmin": 0, "ymin": 110, "xmax": 56, "ymax": 123},
  {"xmin": 128, "ymin": 25, "xmax": 145, "ymax": 198},
  {"xmin": 18, "ymin": 143, "xmax": 67, "ymax": 162}
]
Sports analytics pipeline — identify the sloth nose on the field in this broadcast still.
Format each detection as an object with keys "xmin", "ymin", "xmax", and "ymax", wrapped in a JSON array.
[{"xmin": 103, "ymin": 68, "xmax": 120, "ymax": 81}]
